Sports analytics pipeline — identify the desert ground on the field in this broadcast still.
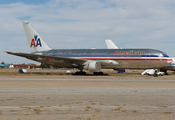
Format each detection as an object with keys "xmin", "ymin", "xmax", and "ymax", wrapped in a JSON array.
[{"xmin": 0, "ymin": 68, "xmax": 175, "ymax": 120}]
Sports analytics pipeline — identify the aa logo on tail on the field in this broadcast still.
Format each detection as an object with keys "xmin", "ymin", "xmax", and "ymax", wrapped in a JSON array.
[{"xmin": 30, "ymin": 35, "xmax": 42, "ymax": 47}]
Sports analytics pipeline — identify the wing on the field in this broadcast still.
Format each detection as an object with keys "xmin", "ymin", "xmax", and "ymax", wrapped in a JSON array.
[
  {"xmin": 6, "ymin": 51, "xmax": 119, "ymax": 68},
  {"xmin": 6, "ymin": 51, "xmax": 87, "ymax": 68}
]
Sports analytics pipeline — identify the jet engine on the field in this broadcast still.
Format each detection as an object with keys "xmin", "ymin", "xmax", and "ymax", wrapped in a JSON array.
[{"xmin": 83, "ymin": 61, "xmax": 101, "ymax": 72}]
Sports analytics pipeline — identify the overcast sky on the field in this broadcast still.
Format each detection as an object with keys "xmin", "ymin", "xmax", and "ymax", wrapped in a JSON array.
[{"xmin": 1, "ymin": 0, "xmax": 175, "ymax": 64}]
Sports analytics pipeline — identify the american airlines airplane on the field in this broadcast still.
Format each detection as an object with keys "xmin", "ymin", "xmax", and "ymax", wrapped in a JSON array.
[{"xmin": 6, "ymin": 21, "xmax": 173, "ymax": 75}]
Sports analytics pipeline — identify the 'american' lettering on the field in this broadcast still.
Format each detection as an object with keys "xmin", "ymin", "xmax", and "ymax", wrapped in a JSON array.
[{"xmin": 114, "ymin": 50, "xmax": 145, "ymax": 55}]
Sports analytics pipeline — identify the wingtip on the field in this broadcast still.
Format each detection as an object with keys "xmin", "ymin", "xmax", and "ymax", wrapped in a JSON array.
[
  {"xmin": 4, "ymin": 51, "xmax": 8, "ymax": 53},
  {"xmin": 4, "ymin": 51, "xmax": 13, "ymax": 54}
]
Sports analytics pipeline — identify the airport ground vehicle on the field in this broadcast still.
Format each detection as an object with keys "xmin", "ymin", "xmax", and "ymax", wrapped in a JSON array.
[{"xmin": 141, "ymin": 69, "xmax": 165, "ymax": 77}]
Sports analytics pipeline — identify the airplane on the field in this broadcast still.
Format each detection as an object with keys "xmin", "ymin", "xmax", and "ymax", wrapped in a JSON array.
[
  {"xmin": 0, "ymin": 63, "xmax": 11, "ymax": 67},
  {"xmin": 6, "ymin": 21, "xmax": 173, "ymax": 75},
  {"xmin": 105, "ymin": 39, "xmax": 175, "ymax": 75}
]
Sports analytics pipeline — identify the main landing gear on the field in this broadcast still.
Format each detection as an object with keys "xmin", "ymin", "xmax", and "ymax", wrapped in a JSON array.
[
  {"xmin": 93, "ymin": 72, "xmax": 104, "ymax": 75},
  {"xmin": 164, "ymin": 70, "xmax": 168, "ymax": 75},
  {"xmin": 74, "ymin": 67, "xmax": 87, "ymax": 75},
  {"xmin": 75, "ymin": 67, "xmax": 104, "ymax": 75},
  {"xmin": 74, "ymin": 71, "xmax": 104, "ymax": 75},
  {"xmin": 75, "ymin": 71, "xmax": 87, "ymax": 75}
]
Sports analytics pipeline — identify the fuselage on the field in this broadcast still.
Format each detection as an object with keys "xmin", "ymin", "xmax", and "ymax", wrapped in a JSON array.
[{"xmin": 35, "ymin": 48, "xmax": 172, "ymax": 69}]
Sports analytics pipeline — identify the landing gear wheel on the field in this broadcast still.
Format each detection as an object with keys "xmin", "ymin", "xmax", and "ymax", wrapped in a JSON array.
[
  {"xmin": 75, "ymin": 71, "xmax": 86, "ymax": 75},
  {"xmin": 153, "ymin": 74, "xmax": 158, "ymax": 77},
  {"xmin": 164, "ymin": 71, "xmax": 168, "ymax": 75},
  {"xmin": 93, "ymin": 72, "xmax": 104, "ymax": 75}
]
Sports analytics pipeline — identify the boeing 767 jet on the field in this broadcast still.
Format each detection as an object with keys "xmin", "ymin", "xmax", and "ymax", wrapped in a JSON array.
[{"xmin": 6, "ymin": 21, "xmax": 173, "ymax": 75}]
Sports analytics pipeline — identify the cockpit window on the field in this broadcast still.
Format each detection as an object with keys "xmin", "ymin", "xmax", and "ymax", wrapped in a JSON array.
[{"xmin": 158, "ymin": 54, "xmax": 163, "ymax": 57}]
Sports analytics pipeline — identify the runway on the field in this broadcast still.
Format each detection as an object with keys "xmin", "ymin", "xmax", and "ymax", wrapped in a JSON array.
[
  {"xmin": 0, "ymin": 78, "xmax": 175, "ymax": 87},
  {"xmin": 0, "ymin": 76, "xmax": 175, "ymax": 120}
]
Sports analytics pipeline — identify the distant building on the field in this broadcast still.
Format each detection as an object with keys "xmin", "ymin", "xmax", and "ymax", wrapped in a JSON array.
[{"xmin": 11, "ymin": 64, "xmax": 35, "ymax": 69}]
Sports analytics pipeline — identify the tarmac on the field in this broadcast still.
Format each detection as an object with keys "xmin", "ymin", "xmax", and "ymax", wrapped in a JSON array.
[{"xmin": 0, "ymin": 75, "xmax": 175, "ymax": 120}]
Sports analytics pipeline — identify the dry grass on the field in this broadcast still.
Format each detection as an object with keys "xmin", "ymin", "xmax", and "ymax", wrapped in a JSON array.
[
  {"xmin": 7, "ymin": 99, "xmax": 13, "ymax": 101},
  {"xmin": 1, "ymin": 68, "xmax": 175, "ymax": 76},
  {"xmin": 55, "ymin": 109, "xmax": 62, "ymax": 111},
  {"xmin": 81, "ymin": 106, "xmax": 91, "ymax": 112},
  {"xmin": 82, "ymin": 109, "xmax": 90, "ymax": 111},
  {"xmin": 163, "ymin": 112, "xmax": 172, "ymax": 114},
  {"xmin": 86, "ymin": 106, "xmax": 91, "ymax": 109},
  {"xmin": 73, "ymin": 102, "xmax": 83, "ymax": 104},
  {"xmin": 86, "ymin": 118, "xmax": 92, "ymax": 120},
  {"xmin": 65, "ymin": 102, "xmax": 83, "ymax": 105},
  {"xmin": 0, "ymin": 68, "xmax": 75, "ymax": 76},
  {"xmin": 160, "ymin": 106, "xmax": 167, "ymax": 108},
  {"xmin": 9, "ymin": 110, "xmax": 17, "ymax": 112},
  {"xmin": 76, "ymin": 117, "xmax": 83, "ymax": 120},
  {"xmin": 23, "ymin": 112, "xmax": 30, "ymax": 115},
  {"xmin": 112, "ymin": 107, "xmax": 123, "ymax": 111},
  {"xmin": 20, "ymin": 106, "xmax": 45, "ymax": 109},
  {"xmin": 35, "ymin": 111, "xmax": 40, "ymax": 114},
  {"xmin": 122, "ymin": 110, "xmax": 127, "ymax": 112},
  {"xmin": 34, "ymin": 109, "xmax": 47, "ymax": 112},
  {"xmin": 33, "ymin": 108, "xmax": 47, "ymax": 114},
  {"xmin": 67, "ymin": 108, "xmax": 72, "ymax": 111},
  {"xmin": 91, "ymin": 103, "xmax": 96, "ymax": 105},
  {"xmin": 93, "ymin": 108, "xmax": 101, "ymax": 114},
  {"xmin": 0, "ymin": 99, "xmax": 13, "ymax": 102},
  {"xmin": 132, "ymin": 110, "xmax": 137, "ymax": 113},
  {"xmin": 0, "ymin": 68, "xmax": 141, "ymax": 76}
]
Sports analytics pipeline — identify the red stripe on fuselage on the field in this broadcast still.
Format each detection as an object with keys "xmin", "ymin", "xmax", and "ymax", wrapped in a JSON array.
[
  {"xmin": 45, "ymin": 58, "xmax": 54, "ymax": 60},
  {"xmin": 80, "ymin": 58, "xmax": 172, "ymax": 61}
]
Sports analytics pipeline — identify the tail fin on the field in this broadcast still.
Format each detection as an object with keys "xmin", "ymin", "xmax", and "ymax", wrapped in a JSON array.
[
  {"xmin": 22, "ymin": 21, "xmax": 51, "ymax": 53},
  {"xmin": 105, "ymin": 39, "xmax": 119, "ymax": 49}
]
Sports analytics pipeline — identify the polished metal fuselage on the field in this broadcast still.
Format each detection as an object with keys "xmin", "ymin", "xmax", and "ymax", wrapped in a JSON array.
[{"xmin": 35, "ymin": 48, "xmax": 172, "ymax": 69}]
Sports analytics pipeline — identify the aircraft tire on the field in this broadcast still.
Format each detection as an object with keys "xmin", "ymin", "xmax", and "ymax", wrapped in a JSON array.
[
  {"xmin": 164, "ymin": 71, "xmax": 168, "ymax": 75},
  {"xmin": 93, "ymin": 72, "xmax": 104, "ymax": 75},
  {"xmin": 153, "ymin": 74, "xmax": 158, "ymax": 77},
  {"xmin": 75, "ymin": 71, "xmax": 86, "ymax": 75}
]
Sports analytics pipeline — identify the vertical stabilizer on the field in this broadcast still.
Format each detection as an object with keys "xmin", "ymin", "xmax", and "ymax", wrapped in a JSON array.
[
  {"xmin": 22, "ymin": 21, "xmax": 51, "ymax": 53},
  {"xmin": 105, "ymin": 39, "xmax": 119, "ymax": 49}
]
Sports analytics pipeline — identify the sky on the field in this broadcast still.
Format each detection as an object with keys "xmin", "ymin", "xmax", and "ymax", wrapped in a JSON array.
[{"xmin": 1, "ymin": 0, "xmax": 175, "ymax": 64}]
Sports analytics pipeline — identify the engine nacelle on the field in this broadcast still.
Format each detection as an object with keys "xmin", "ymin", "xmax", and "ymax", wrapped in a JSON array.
[{"xmin": 83, "ymin": 61, "xmax": 101, "ymax": 72}]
